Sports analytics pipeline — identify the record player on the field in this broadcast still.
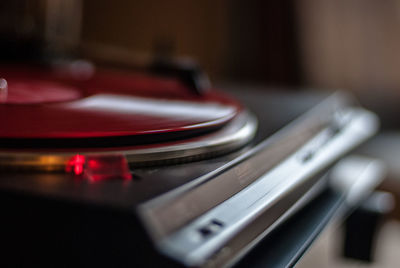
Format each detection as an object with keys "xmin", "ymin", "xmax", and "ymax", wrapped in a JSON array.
[
  {"xmin": 0, "ymin": 2, "xmax": 381, "ymax": 266},
  {"xmin": 0, "ymin": 59, "xmax": 379, "ymax": 267}
]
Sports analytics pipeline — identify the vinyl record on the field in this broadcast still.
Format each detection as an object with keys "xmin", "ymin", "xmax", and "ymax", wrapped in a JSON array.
[{"xmin": 0, "ymin": 65, "xmax": 243, "ymax": 148}]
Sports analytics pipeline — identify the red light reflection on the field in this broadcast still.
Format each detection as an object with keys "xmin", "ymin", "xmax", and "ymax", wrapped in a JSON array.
[
  {"xmin": 66, "ymin": 155, "xmax": 86, "ymax": 175},
  {"xmin": 66, "ymin": 154, "xmax": 132, "ymax": 182}
]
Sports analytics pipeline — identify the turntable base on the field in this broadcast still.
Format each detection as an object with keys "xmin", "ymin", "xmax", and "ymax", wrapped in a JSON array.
[{"xmin": 0, "ymin": 66, "xmax": 380, "ymax": 268}]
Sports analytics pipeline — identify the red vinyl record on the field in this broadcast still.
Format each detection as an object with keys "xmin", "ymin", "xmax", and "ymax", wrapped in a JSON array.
[{"xmin": 0, "ymin": 65, "xmax": 242, "ymax": 148}]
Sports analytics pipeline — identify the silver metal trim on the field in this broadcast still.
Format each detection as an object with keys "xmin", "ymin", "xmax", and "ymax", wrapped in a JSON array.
[
  {"xmin": 156, "ymin": 107, "xmax": 378, "ymax": 267},
  {"xmin": 138, "ymin": 93, "xmax": 347, "ymax": 240},
  {"xmin": 124, "ymin": 111, "xmax": 257, "ymax": 165}
]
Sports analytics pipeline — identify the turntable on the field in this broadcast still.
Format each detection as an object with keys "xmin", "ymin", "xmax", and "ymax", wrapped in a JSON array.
[{"xmin": 0, "ymin": 62, "xmax": 379, "ymax": 267}]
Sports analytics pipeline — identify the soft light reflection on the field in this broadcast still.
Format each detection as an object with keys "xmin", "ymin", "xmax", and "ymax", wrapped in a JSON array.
[
  {"xmin": 0, "ymin": 78, "xmax": 8, "ymax": 103},
  {"xmin": 65, "ymin": 154, "xmax": 132, "ymax": 182},
  {"xmin": 65, "ymin": 154, "xmax": 86, "ymax": 175}
]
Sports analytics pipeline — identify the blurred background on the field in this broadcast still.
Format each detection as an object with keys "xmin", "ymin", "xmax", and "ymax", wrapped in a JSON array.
[
  {"xmin": 1, "ymin": 0, "xmax": 400, "ymax": 266},
  {"xmin": 3, "ymin": 0, "xmax": 400, "ymax": 125}
]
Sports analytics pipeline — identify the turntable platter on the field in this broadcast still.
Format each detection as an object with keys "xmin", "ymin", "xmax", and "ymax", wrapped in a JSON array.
[{"xmin": 0, "ymin": 65, "xmax": 257, "ymax": 170}]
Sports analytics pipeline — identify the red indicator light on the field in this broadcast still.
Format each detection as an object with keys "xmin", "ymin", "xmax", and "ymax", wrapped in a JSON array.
[
  {"xmin": 66, "ymin": 154, "xmax": 132, "ymax": 182},
  {"xmin": 66, "ymin": 155, "xmax": 86, "ymax": 175}
]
